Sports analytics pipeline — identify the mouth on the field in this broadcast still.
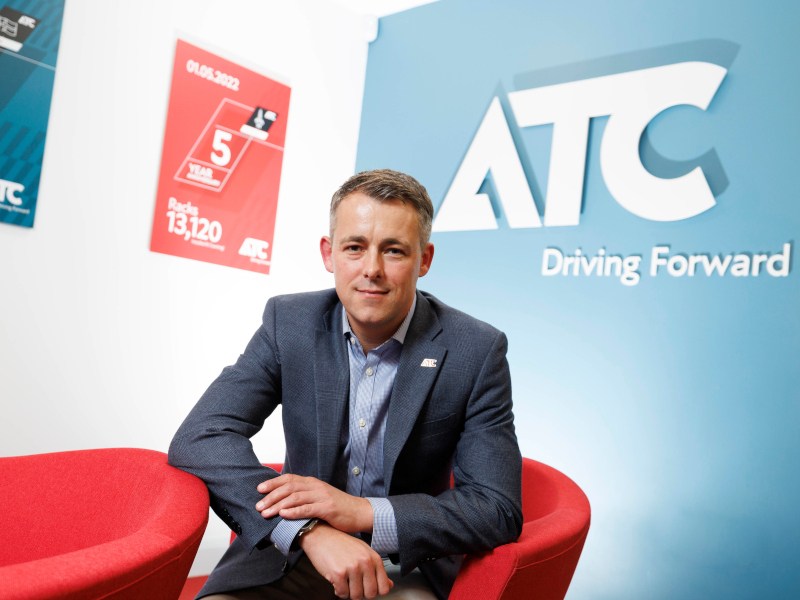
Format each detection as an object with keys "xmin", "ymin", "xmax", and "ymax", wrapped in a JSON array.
[{"xmin": 356, "ymin": 288, "xmax": 389, "ymax": 297}]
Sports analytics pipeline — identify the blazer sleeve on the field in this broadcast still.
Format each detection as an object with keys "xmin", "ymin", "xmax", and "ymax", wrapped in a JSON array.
[
  {"xmin": 167, "ymin": 298, "xmax": 287, "ymax": 551},
  {"xmin": 389, "ymin": 331, "xmax": 523, "ymax": 574}
]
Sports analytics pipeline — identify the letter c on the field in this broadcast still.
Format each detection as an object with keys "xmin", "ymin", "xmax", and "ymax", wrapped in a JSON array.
[
  {"xmin": 1, "ymin": 180, "xmax": 24, "ymax": 206},
  {"xmin": 601, "ymin": 62, "xmax": 727, "ymax": 221}
]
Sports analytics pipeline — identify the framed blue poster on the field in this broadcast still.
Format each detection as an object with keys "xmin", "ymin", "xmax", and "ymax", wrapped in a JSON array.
[{"xmin": 0, "ymin": 0, "xmax": 65, "ymax": 228}]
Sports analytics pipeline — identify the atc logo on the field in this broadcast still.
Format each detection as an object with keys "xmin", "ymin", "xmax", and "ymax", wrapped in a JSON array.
[
  {"xmin": 239, "ymin": 237, "xmax": 270, "ymax": 265},
  {"xmin": 0, "ymin": 6, "xmax": 38, "ymax": 53},
  {"xmin": 0, "ymin": 178, "xmax": 24, "ymax": 206},
  {"xmin": 434, "ymin": 61, "xmax": 728, "ymax": 232}
]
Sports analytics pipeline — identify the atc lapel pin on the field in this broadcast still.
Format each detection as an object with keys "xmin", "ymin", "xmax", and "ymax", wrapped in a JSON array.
[{"xmin": 420, "ymin": 358, "xmax": 437, "ymax": 368}]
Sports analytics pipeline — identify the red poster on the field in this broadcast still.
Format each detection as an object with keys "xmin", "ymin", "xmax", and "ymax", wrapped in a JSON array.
[{"xmin": 150, "ymin": 39, "xmax": 291, "ymax": 274}]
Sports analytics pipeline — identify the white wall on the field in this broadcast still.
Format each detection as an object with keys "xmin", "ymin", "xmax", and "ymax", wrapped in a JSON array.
[{"xmin": 0, "ymin": 0, "xmax": 379, "ymax": 574}]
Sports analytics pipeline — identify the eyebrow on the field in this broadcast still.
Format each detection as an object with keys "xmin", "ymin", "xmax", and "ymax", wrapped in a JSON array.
[
  {"xmin": 339, "ymin": 235, "xmax": 368, "ymax": 245},
  {"xmin": 338, "ymin": 236, "xmax": 411, "ymax": 248},
  {"xmin": 380, "ymin": 237, "xmax": 411, "ymax": 248}
]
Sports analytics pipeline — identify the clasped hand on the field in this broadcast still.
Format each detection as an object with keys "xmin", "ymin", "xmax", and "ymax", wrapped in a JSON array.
[
  {"xmin": 255, "ymin": 475, "xmax": 392, "ymax": 599},
  {"xmin": 256, "ymin": 474, "xmax": 373, "ymax": 534}
]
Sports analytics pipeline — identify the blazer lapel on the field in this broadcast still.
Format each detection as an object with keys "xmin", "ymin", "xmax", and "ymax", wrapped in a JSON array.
[
  {"xmin": 314, "ymin": 305, "xmax": 349, "ymax": 486},
  {"xmin": 383, "ymin": 293, "xmax": 447, "ymax": 489}
]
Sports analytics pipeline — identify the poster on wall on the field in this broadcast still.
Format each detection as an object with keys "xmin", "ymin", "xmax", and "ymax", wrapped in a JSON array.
[
  {"xmin": 150, "ymin": 39, "xmax": 291, "ymax": 274},
  {"xmin": 0, "ymin": 0, "xmax": 65, "ymax": 229}
]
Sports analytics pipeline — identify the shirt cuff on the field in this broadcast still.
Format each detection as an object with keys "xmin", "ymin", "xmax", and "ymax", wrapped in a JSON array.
[
  {"xmin": 270, "ymin": 518, "xmax": 310, "ymax": 556},
  {"xmin": 367, "ymin": 497, "xmax": 399, "ymax": 554}
]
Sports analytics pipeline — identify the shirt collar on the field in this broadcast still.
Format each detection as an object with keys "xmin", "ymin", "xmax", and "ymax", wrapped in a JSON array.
[{"xmin": 342, "ymin": 294, "xmax": 417, "ymax": 347}]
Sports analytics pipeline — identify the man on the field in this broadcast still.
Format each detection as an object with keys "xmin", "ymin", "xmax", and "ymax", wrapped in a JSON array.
[{"xmin": 169, "ymin": 169, "xmax": 522, "ymax": 600}]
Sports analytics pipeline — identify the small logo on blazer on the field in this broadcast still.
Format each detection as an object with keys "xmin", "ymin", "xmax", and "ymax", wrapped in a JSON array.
[{"xmin": 420, "ymin": 358, "xmax": 437, "ymax": 368}]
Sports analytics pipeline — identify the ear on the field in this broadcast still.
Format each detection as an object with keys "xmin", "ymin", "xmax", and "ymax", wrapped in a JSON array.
[
  {"xmin": 418, "ymin": 243, "xmax": 434, "ymax": 277},
  {"xmin": 320, "ymin": 236, "xmax": 334, "ymax": 273}
]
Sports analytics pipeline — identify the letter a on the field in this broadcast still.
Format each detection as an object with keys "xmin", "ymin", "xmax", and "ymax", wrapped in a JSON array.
[{"xmin": 434, "ymin": 97, "xmax": 541, "ymax": 232}]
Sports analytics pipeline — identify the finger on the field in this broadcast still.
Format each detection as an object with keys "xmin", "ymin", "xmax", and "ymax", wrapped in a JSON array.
[
  {"xmin": 330, "ymin": 581, "xmax": 344, "ymax": 599},
  {"xmin": 260, "ymin": 492, "xmax": 318, "ymax": 517},
  {"xmin": 256, "ymin": 476, "xmax": 316, "ymax": 511},
  {"xmin": 257, "ymin": 473, "xmax": 319, "ymax": 494},
  {"xmin": 276, "ymin": 503, "xmax": 317, "ymax": 519},
  {"xmin": 361, "ymin": 565, "xmax": 379, "ymax": 599},
  {"xmin": 255, "ymin": 484, "xmax": 297, "ymax": 512},
  {"xmin": 347, "ymin": 568, "xmax": 365, "ymax": 600},
  {"xmin": 266, "ymin": 475, "xmax": 326, "ymax": 495},
  {"xmin": 355, "ymin": 552, "xmax": 384, "ymax": 600},
  {"xmin": 376, "ymin": 560, "xmax": 393, "ymax": 596},
  {"xmin": 256, "ymin": 473, "xmax": 294, "ymax": 494},
  {"xmin": 329, "ymin": 572, "xmax": 349, "ymax": 600},
  {"xmin": 261, "ymin": 477, "xmax": 327, "ymax": 506}
]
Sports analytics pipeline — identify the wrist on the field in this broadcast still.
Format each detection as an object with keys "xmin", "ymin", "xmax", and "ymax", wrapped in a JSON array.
[
  {"xmin": 298, "ymin": 520, "xmax": 330, "ymax": 551},
  {"xmin": 292, "ymin": 518, "xmax": 321, "ymax": 551},
  {"xmin": 358, "ymin": 497, "xmax": 375, "ymax": 533}
]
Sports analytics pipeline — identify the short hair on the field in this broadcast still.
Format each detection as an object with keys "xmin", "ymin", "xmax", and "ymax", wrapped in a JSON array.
[{"xmin": 329, "ymin": 169, "xmax": 434, "ymax": 247}]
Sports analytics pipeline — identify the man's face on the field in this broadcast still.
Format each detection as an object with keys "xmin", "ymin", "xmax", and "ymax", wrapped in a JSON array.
[{"xmin": 320, "ymin": 192, "xmax": 434, "ymax": 350}]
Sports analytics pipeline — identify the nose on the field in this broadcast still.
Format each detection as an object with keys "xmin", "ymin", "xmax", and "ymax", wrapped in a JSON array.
[{"xmin": 363, "ymin": 248, "xmax": 383, "ymax": 279}]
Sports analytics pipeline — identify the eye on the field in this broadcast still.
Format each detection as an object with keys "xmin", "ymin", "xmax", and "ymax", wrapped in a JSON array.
[{"xmin": 385, "ymin": 247, "xmax": 405, "ymax": 256}]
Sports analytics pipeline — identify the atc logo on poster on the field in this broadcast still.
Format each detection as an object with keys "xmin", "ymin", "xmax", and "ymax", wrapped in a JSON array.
[
  {"xmin": 434, "ymin": 61, "xmax": 728, "ymax": 232},
  {"xmin": 0, "ymin": 178, "xmax": 25, "ymax": 208},
  {"xmin": 239, "ymin": 237, "xmax": 270, "ymax": 265},
  {"xmin": 0, "ymin": 6, "xmax": 38, "ymax": 53}
]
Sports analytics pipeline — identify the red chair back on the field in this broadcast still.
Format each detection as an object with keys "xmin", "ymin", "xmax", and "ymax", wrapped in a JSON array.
[
  {"xmin": 0, "ymin": 448, "xmax": 209, "ymax": 599},
  {"xmin": 449, "ymin": 458, "xmax": 590, "ymax": 599}
]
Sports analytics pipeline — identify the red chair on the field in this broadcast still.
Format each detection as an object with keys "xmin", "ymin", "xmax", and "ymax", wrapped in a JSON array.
[
  {"xmin": 0, "ymin": 448, "xmax": 209, "ymax": 600},
  {"xmin": 449, "ymin": 458, "xmax": 590, "ymax": 599}
]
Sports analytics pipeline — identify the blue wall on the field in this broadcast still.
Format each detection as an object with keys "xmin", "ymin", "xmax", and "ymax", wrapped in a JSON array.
[{"xmin": 356, "ymin": 1, "xmax": 800, "ymax": 597}]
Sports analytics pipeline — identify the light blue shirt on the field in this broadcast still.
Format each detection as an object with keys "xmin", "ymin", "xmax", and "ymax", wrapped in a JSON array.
[{"xmin": 269, "ymin": 300, "xmax": 415, "ymax": 555}]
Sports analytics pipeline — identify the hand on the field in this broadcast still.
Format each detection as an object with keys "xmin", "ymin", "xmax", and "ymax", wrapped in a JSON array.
[
  {"xmin": 255, "ymin": 474, "xmax": 373, "ymax": 533},
  {"xmin": 300, "ymin": 523, "xmax": 393, "ymax": 600}
]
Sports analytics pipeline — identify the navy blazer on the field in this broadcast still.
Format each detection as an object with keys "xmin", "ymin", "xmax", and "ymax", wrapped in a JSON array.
[{"xmin": 169, "ymin": 289, "xmax": 522, "ymax": 599}]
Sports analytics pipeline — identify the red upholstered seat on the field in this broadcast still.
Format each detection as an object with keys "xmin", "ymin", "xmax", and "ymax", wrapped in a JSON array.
[
  {"xmin": 0, "ymin": 448, "xmax": 209, "ymax": 600},
  {"xmin": 448, "ymin": 458, "xmax": 590, "ymax": 600}
]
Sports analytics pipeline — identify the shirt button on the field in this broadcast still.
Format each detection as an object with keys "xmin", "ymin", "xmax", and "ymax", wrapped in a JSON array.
[
  {"xmin": 349, "ymin": 337, "xmax": 355, "ymax": 345},
  {"xmin": 365, "ymin": 367, "xmax": 374, "ymax": 376},
  {"xmin": 359, "ymin": 418, "xmax": 366, "ymax": 428},
  {"xmin": 352, "ymin": 466, "xmax": 361, "ymax": 476}
]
